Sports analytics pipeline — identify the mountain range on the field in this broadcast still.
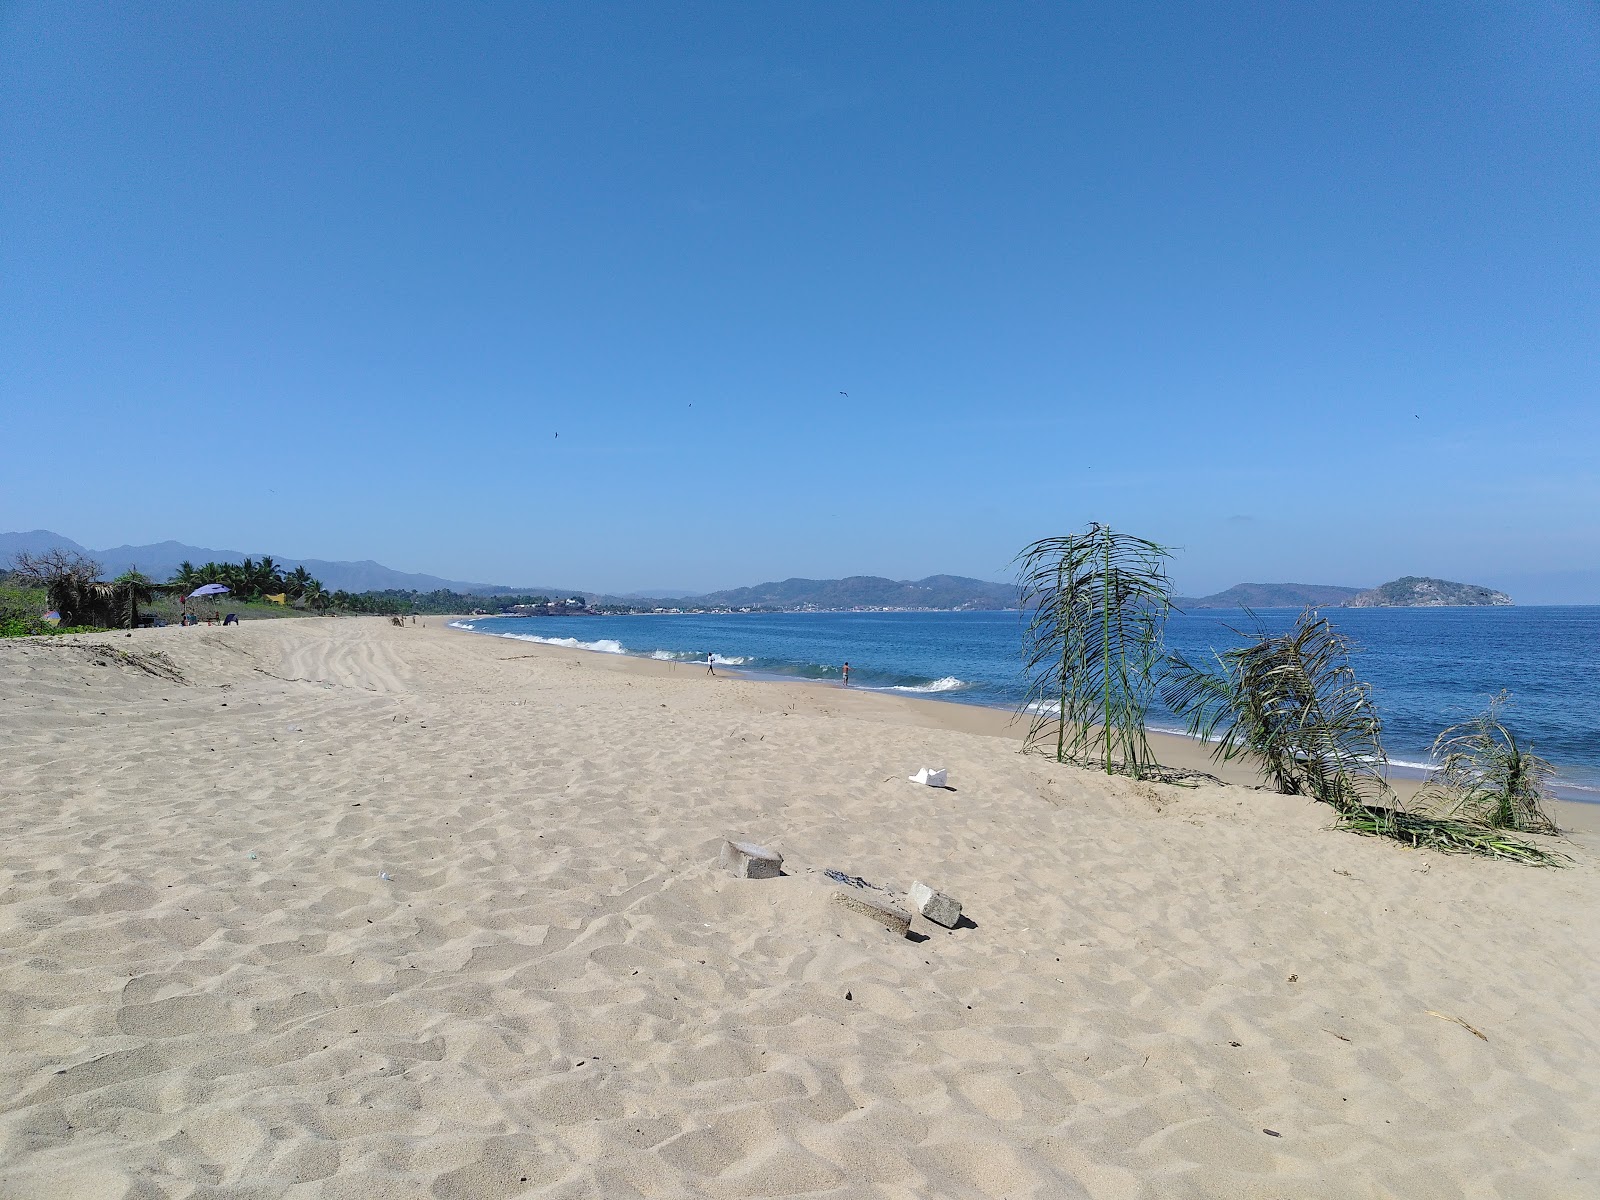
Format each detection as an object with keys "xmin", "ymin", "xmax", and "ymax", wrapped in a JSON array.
[
  {"xmin": 0, "ymin": 531, "xmax": 1516, "ymax": 610},
  {"xmin": 650, "ymin": 575, "xmax": 1020, "ymax": 611},
  {"xmin": 0, "ymin": 531, "xmax": 536, "ymax": 596}
]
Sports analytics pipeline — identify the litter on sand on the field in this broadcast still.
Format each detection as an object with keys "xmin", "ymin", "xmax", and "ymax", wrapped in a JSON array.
[
  {"xmin": 909, "ymin": 767, "xmax": 948, "ymax": 787},
  {"xmin": 824, "ymin": 869, "xmax": 874, "ymax": 889}
]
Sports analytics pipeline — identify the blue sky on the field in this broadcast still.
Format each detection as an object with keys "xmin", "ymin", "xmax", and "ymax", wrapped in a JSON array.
[{"xmin": 3, "ymin": 3, "xmax": 1597, "ymax": 599}]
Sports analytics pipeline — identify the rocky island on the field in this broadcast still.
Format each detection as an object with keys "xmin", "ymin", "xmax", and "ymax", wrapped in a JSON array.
[{"xmin": 1343, "ymin": 576, "xmax": 1513, "ymax": 607}]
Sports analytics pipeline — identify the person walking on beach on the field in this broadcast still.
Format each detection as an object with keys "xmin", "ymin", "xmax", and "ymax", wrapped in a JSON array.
[
  {"xmin": 841, "ymin": 661, "xmax": 852, "ymax": 687},
  {"xmin": 706, "ymin": 652, "xmax": 716, "ymax": 676}
]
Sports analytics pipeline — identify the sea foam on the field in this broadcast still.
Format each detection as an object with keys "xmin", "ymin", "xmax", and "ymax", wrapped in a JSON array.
[
  {"xmin": 882, "ymin": 676, "xmax": 968, "ymax": 694},
  {"xmin": 494, "ymin": 632, "xmax": 629, "ymax": 654}
]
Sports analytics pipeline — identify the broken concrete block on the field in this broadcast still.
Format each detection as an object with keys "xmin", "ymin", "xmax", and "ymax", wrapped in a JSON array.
[
  {"xmin": 829, "ymin": 890, "xmax": 912, "ymax": 937},
  {"xmin": 909, "ymin": 881, "xmax": 962, "ymax": 928},
  {"xmin": 720, "ymin": 839, "xmax": 784, "ymax": 879}
]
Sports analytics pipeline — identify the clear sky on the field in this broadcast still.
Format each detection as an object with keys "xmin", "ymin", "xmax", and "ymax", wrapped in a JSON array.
[{"xmin": 3, "ymin": 3, "xmax": 1597, "ymax": 600}]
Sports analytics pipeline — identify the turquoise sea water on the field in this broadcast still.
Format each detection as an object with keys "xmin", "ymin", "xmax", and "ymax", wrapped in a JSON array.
[{"xmin": 450, "ymin": 607, "xmax": 1600, "ymax": 801}]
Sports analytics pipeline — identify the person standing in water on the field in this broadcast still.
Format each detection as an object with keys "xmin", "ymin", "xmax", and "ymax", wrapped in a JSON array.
[{"xmin": 841, "ymin": 661, "xmax": 852, "ymax": 687}]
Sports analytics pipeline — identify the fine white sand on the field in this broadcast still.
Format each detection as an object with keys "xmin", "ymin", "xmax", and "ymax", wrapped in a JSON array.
[{"xmin": 2, "ymin": 616, "xmax": 1597, "ymax": 1198}]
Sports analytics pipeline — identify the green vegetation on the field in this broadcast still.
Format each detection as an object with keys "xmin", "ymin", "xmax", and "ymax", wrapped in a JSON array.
[
  {"xmin": 6, "ymin": 549, "xmax": 127, "ymax": 630},
  {"xmin": 1159, "ymin": 607, "xmax": 1564, "ymax": 864},
  {"xmin": 312, "ymin": 588, "xmax": 551, "ymax": 615},
  {"xmin": 1162, "ymin": 610, "xmax": 1387, "ymax": 816},
  {"xmin": 1004, "ymin": 523, "xmax": 1564, "ymax": 866},
  {"xmin": 0, "ymin": 574, "xmax": 48, "ymax": 636},
  {"xmin": 303, "ymin": 588, "xmax": 647, "ymax": 615},
  {"xmin": 112, "ymin": 568, "xmax": 155, "ymax": 629},
  {"xmin": 671, "ymin": 574, "xmax": 1020, "ymax": 611},
  {"xmin": 1340, "ymin": 809, "xmax": 1564, "ymax": 865},
  {"xmin": 1175, "ymin": 583, "xmax": 1363, "ymax": 609},
  {"xmin": 1343, "ymin": 576, "xmax": 1512, "ymax": 607},
  {"xmin": 1, "ymin": 570, "xmax": 100, "ymax": 637},
  {"xmin": 1419, "ymin": 691, "xmax": 1558, "ymax": 834},
  {"xmin": 172, "ymin": 557, "xmax": 327, "ymax": 607},
  {"xmin": 1017, "ymin": 523, "xmax": 1174, "ymax": 778},
  {"xmin": 0, "ymin": 616, "xmax": 100, "ymax": 638}
]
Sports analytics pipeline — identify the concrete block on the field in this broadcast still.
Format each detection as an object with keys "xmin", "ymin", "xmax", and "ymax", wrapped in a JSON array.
[
  {"xmin": 830, "ymin": 890, "xmax": 912, "ymax": 937},
  {"xmin": 720, "ymin": 839, "xmax": 784, "ymax": 879},
  {"xmin": 909, "ymin": 881, "xmax": 962, "ymax": 928}
]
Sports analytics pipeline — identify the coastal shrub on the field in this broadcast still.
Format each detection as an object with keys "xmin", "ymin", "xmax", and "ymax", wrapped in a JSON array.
[
  {"xmin": 1161, "ymin": 609, "xmax": 1387, "ymax": 815},
  {"xmin": 0, "ymin": 617, "xmax": 102, "ymax": 638},
  {"xmin": 1017, "ymin": 523, "xmax": 1173, "ymax": 778},
  {"xmin": 1420, "ymin": 691, "xmax": 1559, "ymax": 835},
  {"xmin": 0, "ymin": 582, "xmax": 47, "ymax": 624},
  {"xmin": 9, "ymin": 548, "xmax": 111, "ymax": 628},
  {"xmin": 0, "ymin": 579, "xmax": 103, "ymax": 636}
]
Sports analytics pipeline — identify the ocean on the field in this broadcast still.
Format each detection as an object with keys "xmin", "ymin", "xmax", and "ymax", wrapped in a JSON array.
[{"xmin": 449, "ymin": 607, "xmax": 1600, "ymax": 801}]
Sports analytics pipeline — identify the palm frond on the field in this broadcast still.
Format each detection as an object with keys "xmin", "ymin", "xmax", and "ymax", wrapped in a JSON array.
[
  {"xmin": 1342, "ymin": 806, "xmax": 1567, "ymax": 866},
  {"xmin": 1419, "ymin": 691, "xmax": 1559, "ymax": 834},
  {"xmin": 1159, "ymin": 609, "xmax": 1388, "ymax": 814},
  {"xmin": 1017, "ymin": 524, "xmax": 1173, "ymax": 778}
]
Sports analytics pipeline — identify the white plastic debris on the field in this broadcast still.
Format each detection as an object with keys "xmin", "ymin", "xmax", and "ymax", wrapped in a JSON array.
[
  {"xmin": 909, "ymin": 767, "xmax": 948, "ymax": 787},
  {"xmin": 378, "ymin": 871, "xmax": 393, "ymax": 882}
]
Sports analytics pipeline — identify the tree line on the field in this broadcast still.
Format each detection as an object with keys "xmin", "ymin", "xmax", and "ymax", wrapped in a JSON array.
[
  {"xmin": 172, "ymin": 558, "xmax": 327, "ymax": 606},
  {"xmin": 2, "ymin": 546, "xmax": 618, "ymax": 626}
]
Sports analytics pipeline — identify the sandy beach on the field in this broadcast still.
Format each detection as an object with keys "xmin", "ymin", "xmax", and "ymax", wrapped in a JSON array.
[{"xmin": 2, "ymin": 615, "xmax": 1597, "ymax": 1198}]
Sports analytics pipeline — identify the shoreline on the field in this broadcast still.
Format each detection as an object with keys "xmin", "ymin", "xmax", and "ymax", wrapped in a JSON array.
[{"xmin": 441, "ymin": 617, "xmax": 1600, "ymax": 836}]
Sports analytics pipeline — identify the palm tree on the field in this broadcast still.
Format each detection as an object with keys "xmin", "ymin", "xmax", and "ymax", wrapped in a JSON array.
[
  {"xmin": 112, "ymin": 568, "xmax": 154, "ymax": 630},
  {"xmin": 254, "ymin": 556, "xmax": 283, "ymax": 594},
  {"xmin": 1422, "ymin": 692, "xmax": 1559, "ymax": 834},
  {"xmin": 1161, "ymin": 609, "xmax": 1388, "ymax": 816},
  {"xmin": 172, "ymin": 560, "xmax": 200, "ymax": 590},
  {"xmin": 1016, "ymin": 523, "xmax": 1174, "ymax": 778}
]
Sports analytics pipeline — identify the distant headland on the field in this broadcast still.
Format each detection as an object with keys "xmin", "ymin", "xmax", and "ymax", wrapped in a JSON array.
[
  {"xmin": 1176, "ymin": 578, "xmax": 1515, "ymax": 609},
  {"xmin": 1342, "ymin": 576, "xmax": 1513, "ymax": 608}
]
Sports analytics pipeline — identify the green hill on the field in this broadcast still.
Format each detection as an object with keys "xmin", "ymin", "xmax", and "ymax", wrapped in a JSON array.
[
  {"xmin": 666, "ymin": 575, "xmax": 1020, "ymax": 611},
  {"xmin": 1342, "ymin": 577, "xmax": 1512, "ymax": 607},
  {"xmin": 1175, "ymin": 583, "xmax": 1363, "ymax": 609}
]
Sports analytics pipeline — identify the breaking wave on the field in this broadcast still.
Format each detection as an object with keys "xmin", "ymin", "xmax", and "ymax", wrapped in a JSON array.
[
  {"xmin": 494, "ymin": 632, "xmax": 629, "ymax": 654},
  {"xmin": 878, "ymin": 676, "xmax": 968, "ymax": 694}
]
